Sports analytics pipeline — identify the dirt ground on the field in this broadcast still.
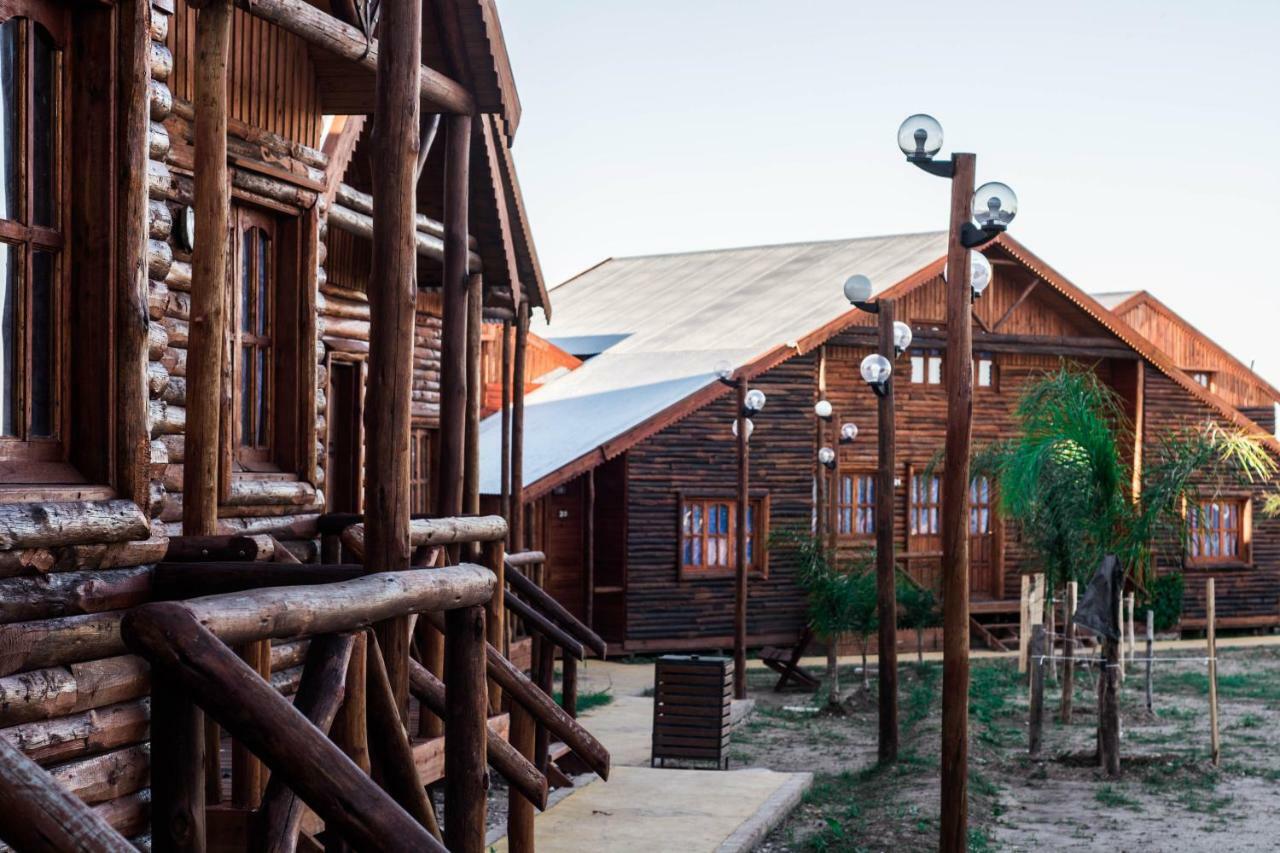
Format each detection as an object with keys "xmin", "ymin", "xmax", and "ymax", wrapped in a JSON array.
[{"xmin": 735, "ymin": 643, "xmax": 1280, "ymax": 852}]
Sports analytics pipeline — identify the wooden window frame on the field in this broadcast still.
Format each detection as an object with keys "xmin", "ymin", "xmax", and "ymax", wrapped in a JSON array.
[
  {"xmin": 676, "ymin": 491, "xmax": 770, "ymax": 581},
  {"xmin": 410, "ymin": 421, "xmax": 433, "ymax": 515},
  {"xmin": 975, "ymin": 353, "xmax": 997, "ymax": 390},
  {"xmin": 910, "ymin": 349, "xmax": 943, "ymax": 385},
  {"xmin": 909, "ymin": 471, "xmax": 942, "ymax": 536},
  {"xmin": 1187, "ymin": 494, "xmax": 1252, "ymax": 567},
  {"xmin": 224, "ymin": 201, "xmax": 314, "ymax": 486},
  {"xmin": 836, "ymin": 468, "xmax": 876, "ymax": 540},
  {"xmin": 969, "ymin": 475, "xmax": 993, "ymax": 535},
  {"xmin": 0, "ymin": 3, "xmax": 119, "ymax": 496}
]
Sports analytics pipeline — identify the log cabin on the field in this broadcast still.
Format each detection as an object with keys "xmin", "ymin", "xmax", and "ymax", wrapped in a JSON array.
[
  {"xmin": 481, "ymin": 233, "xmax": 1280, "ymax": 652},
  {"xmin": 0, "ymin": 1, "xmax": 592, "ymax": 849}
]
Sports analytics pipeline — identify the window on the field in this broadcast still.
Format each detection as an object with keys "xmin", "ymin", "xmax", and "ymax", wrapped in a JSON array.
[
  {"xmin": 235, "ymin": 210, "xmax": 275, "ymax": 469},
  {"xmin": 0, "ymin": 10, "xmax": 65, "ymax": 462},
  {"xmin": 410, "ymin": 426, "xmax": 432, "ymax": 514},
  {"xmin": 679, "ymin": 495, "xmax": 768, "ymax": 577},
  {"xmin": 1190, "ymin": 498, "xmax": 1250, "ymax": 564},
  {"xmin": 1191, "ymin": 371, "xmax": 1213, "ymax": 390},
  {"xmin": 910, "ymin": 473, "xmax": 941, "ymax": 535},
  {"xmin": 969, "ymin": 476, "xmax": 992, "ymax": 534},
  {"xmin": 229, "ymin": 204, "xmax": 311, "ymax": 480},
  {"xmin": 837, "ymin": 472, "xmax": 876, "ymax": 537},
  {"xmin": 975, "ymin": 355, "xmax": 995, "ymax": 388},
  {"xmin": 911, "ymin": 350, "xmax": 943, "ymax": 385}
]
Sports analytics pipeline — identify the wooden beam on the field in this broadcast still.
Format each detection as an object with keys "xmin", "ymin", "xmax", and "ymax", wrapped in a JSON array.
[
  {"xmin": 183, "ymin": 0, "xmax": 232, "ymax": 537},
  {"xmin": 260, "ymin": 633, "xmax": 356, "ymax": 853},
  {"xmin": 506, "ymin": 559, "xmax": 607, "ymax": 658},
  {"xmin": 503, "ymin": 590, "xmax": 585, "ymax": 660},
  {"xmin": 123, "ymin": 606, "xmax": 445, "ymax": 853},
  {"xmin": 991, "ymin": 277, "xmax": 1039, "ymax": 332},
  {"xmin": 116, "ymin": 0, "xmax": 152, "ymax": 512},
  {"xmin": 0, "ymin": 733, "xmax": 134, "ymax": 852},
  {"xmin": 940, "ymin": 152, "xmax": 976, "ymax": 853},
  {"xmin": 151, "ymin": 673, "xmax": 206, "ymax": 852},
  {"xmin": 443, "ymin": 606, "xmax": 488, "ymax": 852},
  {"xmin": 437, "ymin": 114, "xmax": 472, "ymax": 523},
  {"xmin": 510, "ymin": 302, "xmax": 529, "ymax": 549},
  {"xmin": 364, "ymin": 0, "xmax": 423, "ymax": 723},
  {"xmin": 464, "ymin": 273, "xmax": 484, "ymax": 524},
  {"xmin": 407, "ymin": 661, "xmax": 546, "ymax": 810},
  {"xmin": 500, "ymin": 320, "xmax": 512, "ymax": 525},
  {"xmin": 229, "ymin": 0, "xmax": 472, "ymax": 114},
  {"xmin": 483, "ymin": 538, "xmax": 506, "ymax": 712},
  {"xmin": 876, "ymin": 300, "xmax": 899, "ymax": 764}
]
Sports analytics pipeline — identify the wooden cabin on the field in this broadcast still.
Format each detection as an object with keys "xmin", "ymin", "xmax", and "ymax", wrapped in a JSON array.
[
  {"xmin": 482, "ymin": 234, "xmax": 1280, "ymax": 652},
  {"xmin": 0, "ymin": 2, "xmax": 603, "ymax": 850}
]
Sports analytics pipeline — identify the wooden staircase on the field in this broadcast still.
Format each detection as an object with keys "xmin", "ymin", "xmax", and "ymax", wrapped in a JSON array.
[{"xmin": 970, "ymin": 599, "xmax": 1021, "ymax": 651}]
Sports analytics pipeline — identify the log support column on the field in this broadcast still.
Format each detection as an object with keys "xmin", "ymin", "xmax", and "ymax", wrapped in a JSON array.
[
  {"xmin": 876, "ymin": 299, "xmax": 899, "ymax": 764},
  {"xmin": 444, "ymin": 605, "xmax": 489, "ymax": 853},
  {"xmin": 510, "ymin": 302, "xmax": 529, "ymax": 551},
  {"xmin": 365, "ymin": 0, "xmax": 424, "ymax": 720}
]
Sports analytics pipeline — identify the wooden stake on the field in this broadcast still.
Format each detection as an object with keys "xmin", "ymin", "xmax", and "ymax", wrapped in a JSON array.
[
  {"xmin": 183, "ymin": 0, "xmax": 232, "ymax": 537},
  {"xmin": 484, "ymin": 537, "xmax": 506, "ymax": 713},
  {"xmin": 365, "ymin": 0, "xmax": 424, "ymax": 722},
  {"xmin": 507, "ymin": 703, "xmax": 536, "ymax": 850},
  {"xmin": 939, "ymin": 151, "xmax": 976, "ymax": 853},
  {"xmin": 1018, "ymin": 575, "xmax": 1031, "ymax": 675},
  {"xmin": 733, "ymin": 377, "xmax": 749, "ymax": 701},
  {"xmin": 1207, "ymin": 578, "xmax": 1220, "ymax": 766},
  {"xmin": 875, "ymin": 298, "xmax": 898, "ymax": 764},
  {"xmin": 1098, "ymin": 573, "xmax": 1121, "ymax": 777},
  {"xmin": 562, "ymin": 655, "xmax": 579, "ymax": 718},
  {"xmin": 1152, "ymin": 604, "xmax": 1162, "ymax": 712},
  {"xmin": 443, "ymin": 605, "xmax": 487, "ymax": 853},
  {"xmin": 1029, "ymin": 623, "xmax": 1045, "ymax": 757},
  {"xmin": 1061, "ymin": 580, "xmax": 1077, "ymax": 724},
  {"xmin": 1126, "ymin": 592, "xmax": 1136, "ymax": 666}
]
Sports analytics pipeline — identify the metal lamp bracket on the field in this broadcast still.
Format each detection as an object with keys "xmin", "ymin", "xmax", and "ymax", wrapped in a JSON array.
[
  {"xmin": 908, "ymin": 156, "xmax": 956, "ymax": 179},
  {"xmin": 960, "ymin": 222, "xmax": 1003, "ymax": 249}
]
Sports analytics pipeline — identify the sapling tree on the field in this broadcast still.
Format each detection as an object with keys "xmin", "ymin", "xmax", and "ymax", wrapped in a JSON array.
[{"xmin": 896, "ymin": 577, "xmax": 940, "ymax": 663}]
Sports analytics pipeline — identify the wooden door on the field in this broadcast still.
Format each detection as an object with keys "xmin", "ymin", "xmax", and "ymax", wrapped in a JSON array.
[
  {"xmin": 542, "ymin": 478, "xmax": 586, "ymax": 621},
  {"xmin": 969, "ymin": 476, "xmax": 996, "ymax": 598},
  {"xmin": 906, "ymin": 468, "xmax": 943, "ymax": 592},
  {"xmin": 326, "ymin": 358, "xmax": 362, "ymax": 513}
]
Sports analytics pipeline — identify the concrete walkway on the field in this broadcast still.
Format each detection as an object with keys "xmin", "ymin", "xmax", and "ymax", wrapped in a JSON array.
[{"xmin": 488, "ymin": 660, "xmax": 812, "ymax": 853}]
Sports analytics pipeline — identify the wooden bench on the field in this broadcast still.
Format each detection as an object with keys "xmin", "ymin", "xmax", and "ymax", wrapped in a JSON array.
[{"xmin": 760, "ymin": 627, "xmax": 819, "ymax": 692}]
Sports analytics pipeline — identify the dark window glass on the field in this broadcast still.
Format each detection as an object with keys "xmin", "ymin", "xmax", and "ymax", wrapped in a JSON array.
[
  {"xmin": 240, "ymin": 345, "xmax": 252, "ymax": 444},
  {"xmin": 0, "ymin": 242, "xmax": 15, "ymax": 436},
  {"xmin": 257, "ymin": 234, "xmax": 269, "ymax": 335},
  {"xmin": 241, "ymin": 229, "xmax": 253, "ymax": 333},
  {"xmin": 255, "ymin": 347, "xmax": 266, "ymax": 446},
  {"xmin": 31, "ymin": 23, "xmax": 55, "ymax": 228},
  {"xmin": 0, "ymin": 19, "xmax": 18, "ymax": 222},
  {"xmin": 30, "ymin": 249, "xmax": 52, "ymax": 436}
]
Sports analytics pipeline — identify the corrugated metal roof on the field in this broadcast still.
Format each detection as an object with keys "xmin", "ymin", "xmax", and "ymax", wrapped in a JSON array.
[
  {"xmin": 1091, "ymin": 290, "xmax": 1139, "ymax": 310},
  {"xmin": 478, "ymin": 232, "xmax": 947, "ymax": 494}
]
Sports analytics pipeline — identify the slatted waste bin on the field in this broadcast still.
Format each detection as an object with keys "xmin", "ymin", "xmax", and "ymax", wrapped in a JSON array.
[{"xmin": 651, "ymin": 654, "xmax": 733, "ymax": 769}]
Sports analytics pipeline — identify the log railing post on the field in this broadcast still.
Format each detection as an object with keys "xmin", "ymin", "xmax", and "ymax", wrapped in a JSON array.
[
  {"xmin": 464, "ymin": 272, "xmax": 484, "ymax": 530},
  {"xmin": 562, "ymin": 655, "xmax": 578, "ymax": 718},
  {"xmin": 444, "ymin": 605, "xmax": 488, "ymax": 853},
  {"xmin": 507, "ymin": 703, "xmax": 536, "ymax": 850},
  {"xmin": 501, "ymin": 320, "xmax": 512, "ymax": 530},
  {"xmin": 533, "ymin": 637, "xmax": 555, "ymax": 771},
  {"xmin": 151, "ymin": 675, "xmax": 207, "ymax": 853},
  {"xmin": 484, "ymin": 537, "xmax": 506, "ymax": 713},
  {"xmin": 332, "ymin": 631, "xmax": 371, "ymax": 775},
  {"xmin": 437, "ymin": 114, "xmax": 472, "ymax": 525},
  {"xmin": 365, "ymin": 0, "xmax": 423, "ymax": 722}
]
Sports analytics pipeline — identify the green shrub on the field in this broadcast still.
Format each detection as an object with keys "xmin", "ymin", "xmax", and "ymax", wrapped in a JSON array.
[{"xmin": 1140, "ymin": 572, "xmax": 1184, "ymax": 632}]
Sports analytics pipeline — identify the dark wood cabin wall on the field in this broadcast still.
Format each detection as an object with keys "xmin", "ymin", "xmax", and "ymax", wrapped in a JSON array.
[
  {"xmin": 1142, "ymin": 370, "xmax": 1280, "ymax": 626},
  {"xmin": 1118, "ymin": 301, "xmax": 1274, "ymax": 409},
  {"xmin": 1239, "ymin": 406, "xmax": 1275, "ymax": 435},
  {"xmin": 592, "ymin": 454, "xmax": 628, "ymax": 642},
  {"xmin": 166, "ymin": 2, "xmax": 324, "ymax": 149},
  {"xmin": 0, "ymin": 6, "xmax": 336, "ymax": 839},
  {"xmin": 624, "ymin": 355, "xmax": 816, "ymax": 648}
]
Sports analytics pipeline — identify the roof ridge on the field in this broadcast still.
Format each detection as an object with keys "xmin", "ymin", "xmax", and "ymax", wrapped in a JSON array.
[{"xmin": 601, "ymin": 229, "xmax": 947, "ymax": 264}]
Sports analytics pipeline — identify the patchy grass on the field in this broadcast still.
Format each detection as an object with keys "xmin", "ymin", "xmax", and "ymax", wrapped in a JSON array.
[
  {"xmin": 1095, "ymin": 784, "xmax": 1141, "ymax": 810},
  {"xmin": 553, "ymin": 688, "xmax": 613, "ymax": 713}
]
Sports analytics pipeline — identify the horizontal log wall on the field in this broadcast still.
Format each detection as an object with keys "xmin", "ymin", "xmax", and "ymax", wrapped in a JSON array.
[
  {"xmin": 1143, "ymin": 370, "xmax": 1280, "ymax": 626},
  {"xmin": 624, "ymin": 354, "xmax": 816, "ymax": 646}
]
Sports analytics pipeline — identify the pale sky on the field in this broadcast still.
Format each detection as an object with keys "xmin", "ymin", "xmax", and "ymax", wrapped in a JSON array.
[{"xmin": 498, "ymin": 1, "xmax": 1280, "ymax": 386}]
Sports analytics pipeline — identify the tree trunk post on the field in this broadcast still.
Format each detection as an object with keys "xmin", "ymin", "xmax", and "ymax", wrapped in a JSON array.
[
  {"xmin": 939, "ymin": 151, "xmax": 976, "ymax": 853},
  {"xmin": 562, "ymin": 654, "xmax": 579, "ymax": 718},
  {"xmin": 875, "ymin": 299, "xmax": 899, "ymax": 764},
  {"xmin": 507, "ymin": 703, "xmax": 536, "ymax": 850},
  {"xmin": 365, "ymin": 0, "xmax": 425, "ymax": 723},
  {"xmin": 444, "ymin": 605, "xmax": 488, "ymax": 853},
  {"xmin": 734, "ymin": 377, "xmax": 749, "ymax": 700},
  {"xmin": 464, "ymin": 272, "xmax": 484, "ymax": 530},
  {"xmin": 500, "ymin": 320, "xmax": 512, "ymax": 527},
  {"xmin": 1029, "ymin": 623, "xmax": 1045, "ymax": 757},
  {"xmin": 484, "ymin": 537, "xmax": 506, "ymax": 713}
]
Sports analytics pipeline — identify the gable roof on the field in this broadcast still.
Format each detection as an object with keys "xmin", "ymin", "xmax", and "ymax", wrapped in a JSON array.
[
  {"xmin": 477, "ymin": 232, "xmax": 947, "ymax": 496},
  {"xmin": 1093, "ymin": 289, "xmax": 1280, "ymax": 407},
  {"xmin": 481, "ymin": 232, "xmax": 1280, "ymax": 499}
]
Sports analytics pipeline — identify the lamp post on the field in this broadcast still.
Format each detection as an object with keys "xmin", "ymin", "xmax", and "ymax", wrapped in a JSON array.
[
  {"xmin": 846, "ymin": 278, "xmax": 912, "ymax": 766},
  {"xmin": 730, "ymin": 376, "xmax": 766, "ymax": 700},
  {"xmin": 898, "ymin": 113, "xmax": 1017, "ymax": 852}
]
